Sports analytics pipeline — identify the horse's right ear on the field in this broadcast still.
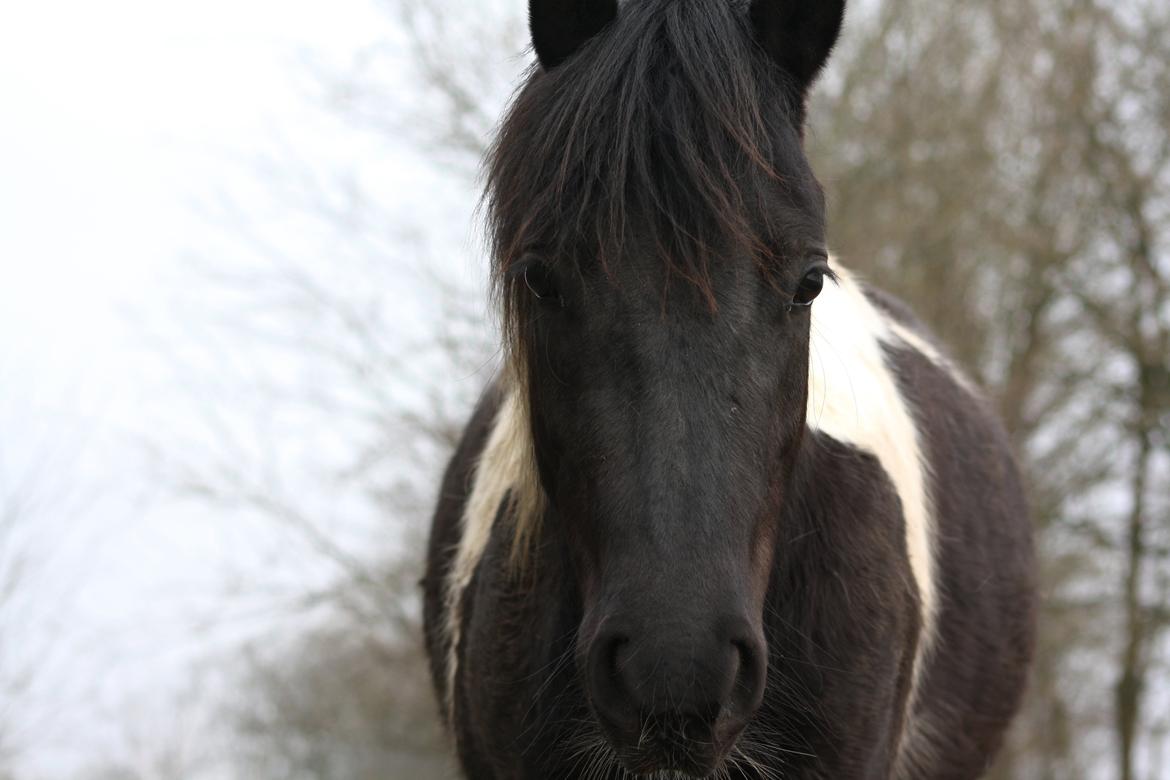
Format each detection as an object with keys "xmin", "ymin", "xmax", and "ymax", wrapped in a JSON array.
[
  {"xmin": 749, "ymin": 0, "xmax": 845, "ymax": 95},
  {"xmin": 529, "ymin": 0, "xmax": 618, "ymax": 70}
]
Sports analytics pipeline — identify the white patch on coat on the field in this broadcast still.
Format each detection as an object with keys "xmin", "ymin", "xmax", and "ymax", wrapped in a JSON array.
[
  {"xmin": 806, "ymin": 260, "xmax": 949, "ymax": 692},
  {"xmin": 442, "ymin": 385, "xmax": 543, "ymax": 723}
]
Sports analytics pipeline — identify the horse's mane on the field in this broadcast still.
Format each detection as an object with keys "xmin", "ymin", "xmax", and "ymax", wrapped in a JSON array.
[{"xmin": 485, "ymin": 0, "xmax": 815, "ymax": 323}]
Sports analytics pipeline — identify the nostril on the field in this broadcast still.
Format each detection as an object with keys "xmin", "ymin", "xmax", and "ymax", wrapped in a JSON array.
[
  {"xmin": 732, "ymin": 638, "xmax": 753, "ymax": 677},
  {"xmin": 683, "ymin": 714, "xmax": 711, "ymax": 742},
  {"xmin": 607, "ymin": 635, "xmax": 630, "ymax": 677},
  {"xmin": 588, "ymin": 630, "xmax": 637, "ymax": 727},
  {"xmin": 729, "ymin": 635, "xmax": 767, "ymax": 716}
]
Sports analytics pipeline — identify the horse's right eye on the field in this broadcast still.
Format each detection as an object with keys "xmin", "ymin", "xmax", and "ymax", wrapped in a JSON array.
[{"xmin": 521, "ymin": 262, "xmax": 563, "ymax": 307}]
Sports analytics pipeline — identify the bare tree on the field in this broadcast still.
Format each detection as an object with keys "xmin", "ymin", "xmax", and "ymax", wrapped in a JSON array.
[
  {"xmin": 78, "ymin": 680, "xmax": 230, "ymax": 780},
  {"xmin": 139, "ymin": 5, "xmax": 523, "ymax": 765},
  {"xmin": 1063, "ymin": 7, "xmax": 1170, "ymax": 776},
  {"xmin": 0, "ymin": 392, "xmax": 80, "ymax": 776},
  {"xmin": 143, "ymin": 220, "xmax": 491, "ymax": 774},
  {"xmin": 811, "ymin": 0, "xmax": 1170, "ymax": 776},
  {"xmin": 0, "ymin": 388, "xmax": 88, "ymax": 778},
  {"xmin": 0, "ymin": 467, "xmax": 36, "ymax": 772}
]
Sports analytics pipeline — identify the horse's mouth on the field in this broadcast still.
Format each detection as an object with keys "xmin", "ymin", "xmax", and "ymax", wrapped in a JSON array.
[
  {"xmin": 617, "ymin": 750, "xmax": 721, "ymax": 778},
  {"xmin": 604, "ymin": 713, "xmax": 745, "ymax": 778}
]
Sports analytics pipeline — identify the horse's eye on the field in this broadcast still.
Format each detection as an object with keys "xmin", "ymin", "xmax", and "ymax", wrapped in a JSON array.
[
  {"xmin": 791, "ymin": 264, "xmax": 828, "ymax": 308},
  {"xmin": 520, "ymin": 262, "xmax": 563, "ymax": 307}
]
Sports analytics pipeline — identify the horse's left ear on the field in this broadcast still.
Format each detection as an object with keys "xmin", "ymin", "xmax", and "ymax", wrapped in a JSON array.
[
  {"xmin": 530, "ymin": 0, "xmax": 618, "ymax": 71},
  {"xmin": 749, "ymin": 0, "xmax": 845, "ymax": 96}
]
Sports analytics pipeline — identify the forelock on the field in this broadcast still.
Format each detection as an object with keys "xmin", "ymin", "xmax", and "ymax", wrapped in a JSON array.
[{"xmin": 485, "ymin": 0, "xmax": 816, "ymax": 327}]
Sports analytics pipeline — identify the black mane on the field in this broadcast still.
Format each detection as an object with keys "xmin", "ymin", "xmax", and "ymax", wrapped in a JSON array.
[{"xmin": 485, "ymin": 0, "xmax": 820, "ymax": 316}]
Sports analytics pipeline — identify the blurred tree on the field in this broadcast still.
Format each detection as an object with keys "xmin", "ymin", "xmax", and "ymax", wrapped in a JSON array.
[
  {"xmin": 809, "ymin": 0, "xmax": 1170, "ymax": 776},
  {"xmin": 148, "ymin": 237, "xmax": 490, "ymax": 778},
  {"xmin": 1066, "ymin": 7, "xmax": 1170, "ymax": 777},
  {"xmin": 79, "ymin": 681, "xmax": 228, "ymax": 780},
  {"xmin": 0, "ymin": 404, "xmax": 82, "ymax": 778},
  {"xmin": 228, "ymin": 619, "xmax": 452, "ymax": 779},
  {"xmin": 0, "ymin": 472, "xmax": 35, "ymax": 774},
  {"xmin": 137, "ymin": 2, "xmax": 526, "ymax": 776}
]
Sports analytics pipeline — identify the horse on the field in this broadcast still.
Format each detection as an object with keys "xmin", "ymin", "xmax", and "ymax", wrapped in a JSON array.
[{"xmin": 421, "ymin": 0, "xmax": 1036, "ymax": 777}]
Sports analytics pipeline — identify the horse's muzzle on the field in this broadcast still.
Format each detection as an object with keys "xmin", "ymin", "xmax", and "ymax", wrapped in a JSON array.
[
  {"xmin": 581, "ymin": 614, "xmax": 767, "ymax": 775},
  {"xmin": 610, "ymin": 710, "xmax": 748, "ymax": 777}
]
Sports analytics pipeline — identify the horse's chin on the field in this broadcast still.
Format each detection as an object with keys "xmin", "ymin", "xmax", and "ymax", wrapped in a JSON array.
[
  {"xmin": 615, "ymin": 753, "xmax": 723, "ymax": 779},
  {"xmin": 598, "ymin": 713, "xmax": 745, "ymax": 779}
]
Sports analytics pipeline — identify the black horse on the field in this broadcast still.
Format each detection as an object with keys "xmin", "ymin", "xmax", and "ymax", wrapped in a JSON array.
[{"xmin": 422, "ymin": 0, "xmax": 1035, "ymax": 777}]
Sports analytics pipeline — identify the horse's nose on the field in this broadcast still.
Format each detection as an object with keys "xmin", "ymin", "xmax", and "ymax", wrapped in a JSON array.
[{"xmin": 585, "ymin": 615, "xmax": 767, "ymax": 743}]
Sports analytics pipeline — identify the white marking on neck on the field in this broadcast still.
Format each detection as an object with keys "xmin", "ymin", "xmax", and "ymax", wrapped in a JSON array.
[
  {"xmin": 442, "ymin": 387, "xmax": 538, "ymax": 723},
  {"xmin": 807, "ymin": 260, "xmax": 942, "ymax": 687}
]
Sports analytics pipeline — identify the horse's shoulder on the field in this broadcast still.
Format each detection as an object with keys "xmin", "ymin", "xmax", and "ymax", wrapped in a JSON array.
[{"xmin": 862, "ymin": 281, "xmax": 983, "ymax": 403}]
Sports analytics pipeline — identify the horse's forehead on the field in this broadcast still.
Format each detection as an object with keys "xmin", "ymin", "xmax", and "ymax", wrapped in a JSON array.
[{"xmin": 579, "ymin": 249, "xmax": 758, "ymax": 309}]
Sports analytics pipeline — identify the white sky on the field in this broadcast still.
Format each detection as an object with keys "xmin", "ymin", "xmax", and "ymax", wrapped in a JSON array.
[
  {"xmin": 0, "ymin": 0, "xmax": 391, "ymax": 360},
  {"xmin": 0, "ymin": 1, "xmax": 494, "ymax": 775}
]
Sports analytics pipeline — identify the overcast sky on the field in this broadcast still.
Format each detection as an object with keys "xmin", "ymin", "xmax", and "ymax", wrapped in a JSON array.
[{"xmin": 0, "ymin": 1, "xmax": 504, "ymax": 775}]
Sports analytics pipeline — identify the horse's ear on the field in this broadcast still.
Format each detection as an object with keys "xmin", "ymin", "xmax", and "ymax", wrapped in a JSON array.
[
  {"xmin": 749, "ymin": 0, "xmax": 845, "ymax": 95},
  {"xmin": 529, "ymin": 0, "xmax": 618, "ymax": 70}
]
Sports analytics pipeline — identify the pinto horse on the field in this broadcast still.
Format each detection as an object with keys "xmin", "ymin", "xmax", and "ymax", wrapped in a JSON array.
[{"xmin": 422, "ymin": 0, "xmax": 1035, "ymax": 776}]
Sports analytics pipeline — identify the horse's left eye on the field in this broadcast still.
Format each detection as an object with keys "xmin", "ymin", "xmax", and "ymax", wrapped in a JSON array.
[{"xmin": 791, "ymin": 265, "xmax": 827, "ymax": 308}]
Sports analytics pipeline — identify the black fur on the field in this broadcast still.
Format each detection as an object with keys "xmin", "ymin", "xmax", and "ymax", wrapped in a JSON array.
[
  {"xmin": 529, "ymin": 0, "xmax": 618, "ymax": 70},
  {"xmin": 750, "ymin": 0, "xmax": 845, "ymax": 108},
  {"xmin": 423, "ymin": 1, "xmax": 1035, "ymax": 777}
]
